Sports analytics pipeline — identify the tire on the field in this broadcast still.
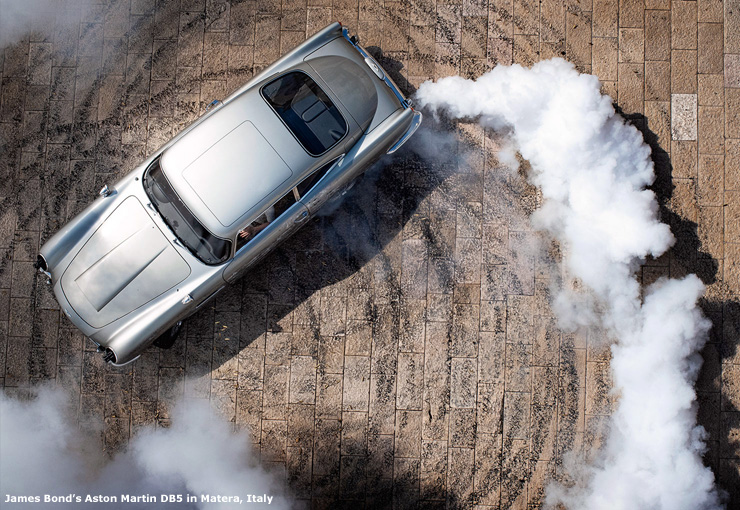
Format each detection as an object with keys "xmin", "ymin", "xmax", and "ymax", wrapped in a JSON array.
[{"xmin": 153, "ymin": 321, "xmax": 183, "ymax": 349}]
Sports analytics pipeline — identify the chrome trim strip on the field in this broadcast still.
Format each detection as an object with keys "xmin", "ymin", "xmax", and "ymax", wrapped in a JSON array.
[{"xmin": 387, "ymin": 111, "xmax": 423, "ymax": 154}]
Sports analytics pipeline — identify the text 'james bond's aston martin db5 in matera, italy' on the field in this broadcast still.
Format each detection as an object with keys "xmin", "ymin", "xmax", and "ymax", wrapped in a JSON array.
[{"xmin": 35, "ymin": 23, "xmax": 422, "ymax": 365}]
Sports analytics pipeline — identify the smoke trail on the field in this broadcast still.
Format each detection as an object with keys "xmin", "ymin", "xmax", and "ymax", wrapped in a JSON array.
[
  {"xmin": 0, "ymin": 387, "xmax": 289, "ymax": 509},
  {"xmin": 0, "ymin": 0, "xmax": 85, "ymax": 48},
  {"xmin": 416, "ymin": 59, "xmax": 722, "ymax": 509}
]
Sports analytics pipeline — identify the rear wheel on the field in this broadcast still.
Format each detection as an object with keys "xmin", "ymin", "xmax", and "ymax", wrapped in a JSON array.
[{"xmin": 153, "ymin": 321, "xmax": 183, "ymax": 349}]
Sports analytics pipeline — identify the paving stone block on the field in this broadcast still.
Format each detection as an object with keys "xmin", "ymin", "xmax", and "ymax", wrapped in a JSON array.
[
  {"xmin": 696, "ymin": 206, "xmax": 723, "ymax": 262},
  {"xmin": 287, "ymin": 446, "xmax": 312, "ymax": 499},
  {"xmin": 645, "ymin": 100, "xmax": 671, "ymax": 151},
  {"xmin": 512, "ymin": 34, "xmax": 539, "ymax": 68},
  {"xmin": 725, "ymin": 243, "xmax": 740, "ymax": 295},
  {"xmin": 698, "ymin": 73, "xmax": 725, "ymax": 105},
  {"xmin": 423, "ymin": 322, "xmax": 449, "ymax": 440},
  {"xmin": 342, "ymin": 355, "xmax": 370, "ymax": 411},
  {"xmin": 451, "ymin": 357, "xmax": 477, "ymax": 408},
  {"xmin": 395, "ymin": 409, "xmax": 422, "ymax": 457},
  {"xmin": 672, "ymin": 1, "xmax": 698, "ymax": 49},
  {"xmin": 726, "ymin": 54, "xmax": 740, "ymax": 88},
  {"xmin": 396, "ymin": 352, "xmax": 424, "ymax": 410},
  {"xmin": 671, "ymin": 93, "xmax": 698, "ymax": 140},
  {"xmin": 618, "ymin": 28, "xmax": 644, "ymax": 63},
  {"xmin": 671, "ymin": 49, "xmax": 698, "ymax": 93},
  {"xmin": 473, "ymin": 432, "xmax": 502, "ymax": 505},
  {"xmin": 261, "ymin": 419, "xmax": 288, "ymax": 462},
  {"xmin": 287, "ymin": 403, "xmax": 315, "ymax": 448},
  {"xmin": 618, "ymin": 62, "xmax": 644, "ymax": 114},
  {"xmin": 236, "ymin": 389, "xmax": 263, "ymax": 440},
  {"xmin": 698, "ymin": 106, "xmax": 725, "ymax": 154},
  {"xmin": 503, "ymin": 390, "xmax": 531, "ymax": 440},
  {"xmin": 726, "ymin": 0, "xmax": 740, "ymax": 53},
  {"xmin": 420, "ymin": 439, "xmax": 447, "ymax": 501},
  {"xmin": 539, "ymin": 0, "xmax": 565, "ymax": 43},
  {"xmin": 262, "ymin": 364, "xmax": 289, "ymax": 420},
  {"xmin": 565, "ymin": 11, "xmax": 592, "ymax": 73},
  {"xmin": 447, "ymin": 447, "xmax": 474, "ymax": 507},
  {"xmin": 698, "ymin": 0, "xmax": 724, "ymax": 22},
  {"xmin": 341, "ymin": 411, "xmax": 368, "ymax": 456},
  {"xmin": 698, "ymin": 22, "xmax": 724, "ymax": 74},
  {"xmin": 593, "ymin": 0, "xmax": 618, "ymax": 37},
  {"xmin": 726, "ymin": 140, "xmax": 740, "ymax": 190},
  {"xmin": 672, "ymin": 139, "xmax": 698, "ymax": 177},
  {"xmin": 339, "ymin": 454, "xmax": 367, "ymax": 500},
  {"xmin": 620, "ymin": 0, "xmax": 645, "ymax": 28},
  {"xmin": 313, "ymin": 418, "xmax": 341, "ymax": 477},
  {"xmin": 369, "ymin": 370, "xmax": 397, "ymax": 435},
  {"xmin": 592, "ymin": 37, "xmax": 618, "ymax": 81},
  {"xmin": 727, "ymin": 88, "xmax": 740, "ymax": 135},
  {"xmin": 450, "ymin": 407, "xmax": 476, "ymax": 448},
  {"xmin": 289, "ymin": 355, "xmax": 317, "ymax": 405}
]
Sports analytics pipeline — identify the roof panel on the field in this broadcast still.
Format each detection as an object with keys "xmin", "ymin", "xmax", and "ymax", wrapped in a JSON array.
[{"xmin": 182, "ymin": 121, "xmax": 293, "ymax": 227}]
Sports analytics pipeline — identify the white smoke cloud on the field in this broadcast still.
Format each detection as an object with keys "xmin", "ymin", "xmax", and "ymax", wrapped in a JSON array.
[
  {"xmin": 1, "ymin": 0, "xmax": 76, "ymax": 48},
  {"xmin": 416, "ymin": 58, "xmax": 722, "ymax": 509},
  {"xmin": 0, "ymin": 387, "xmax": 289, "ymax": 509}
]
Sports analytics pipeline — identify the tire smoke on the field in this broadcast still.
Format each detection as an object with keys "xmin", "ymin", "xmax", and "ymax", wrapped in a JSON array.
[
  {"xmin": 416, "ymin": 58, "xmax": 722, "ymax": 510},
  {"xmin": 0, "ymin": 387, "xmax": 289, "ymax": 509}
]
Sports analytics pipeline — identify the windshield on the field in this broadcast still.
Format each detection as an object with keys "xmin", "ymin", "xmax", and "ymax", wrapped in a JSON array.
[{"xmin": 143, "ymin": 159, "xmax": 231, "ymax": 265}]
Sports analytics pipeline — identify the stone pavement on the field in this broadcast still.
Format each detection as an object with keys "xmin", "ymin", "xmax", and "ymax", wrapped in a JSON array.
[{"xmin": 1, "ymin": 0, "xmax": 739, "ymax": 508}]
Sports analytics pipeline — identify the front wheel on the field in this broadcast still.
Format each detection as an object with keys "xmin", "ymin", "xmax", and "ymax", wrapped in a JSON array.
[{"xmin": 153, "ymin": 321, "xmax": 183, "ymax": 349}]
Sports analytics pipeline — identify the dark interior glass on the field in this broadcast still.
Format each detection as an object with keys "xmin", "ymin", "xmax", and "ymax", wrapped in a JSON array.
[
  {"xmin": 296, "ymin": 158, "xmax": 338, "ymax": 198},
  {"xmin": 235, "ymin": 190, "xmax": 297, "ymax": 252},
  {"xmin": 143, "ymin": 159, "xmax": 231, "ymax": 265},
  {"xmin": 262, "ymin": 71, "xmax": 347, "ymax": 155}
]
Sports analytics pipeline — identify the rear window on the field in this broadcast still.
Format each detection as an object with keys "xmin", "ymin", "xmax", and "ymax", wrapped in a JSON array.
[{"xmin": 262, "ymin": 71, "xmax": 347, "ymax": 155}]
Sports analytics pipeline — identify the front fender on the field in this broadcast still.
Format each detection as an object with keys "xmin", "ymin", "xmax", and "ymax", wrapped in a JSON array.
[{"xmin": 40, "ymin": 195, "xmax": 118, "ymax": 275}]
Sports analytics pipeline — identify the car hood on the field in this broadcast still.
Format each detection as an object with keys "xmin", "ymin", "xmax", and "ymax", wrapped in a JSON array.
[{"xmin": 61, "ymin": 196, "xmax": 191, "ymax": 329}]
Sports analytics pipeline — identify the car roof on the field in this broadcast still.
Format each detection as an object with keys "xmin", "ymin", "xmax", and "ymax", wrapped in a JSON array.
[{"xmin": 160, "ymin": 62, "xmax": 359, "ymax": 240}]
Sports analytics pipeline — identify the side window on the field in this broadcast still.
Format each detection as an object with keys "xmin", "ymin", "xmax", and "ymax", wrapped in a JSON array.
[
  {"xmin": 236, "ymin": 190, "xmax": 298, "ymax": 252},
  {"xmin": 296, "ymin": 157, "xmax": 340, "ymax": 198}
]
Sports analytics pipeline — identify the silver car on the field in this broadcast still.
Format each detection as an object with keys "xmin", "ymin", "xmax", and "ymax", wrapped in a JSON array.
[{"xmin": 35, "ymin": 23, "xmax": 422, "ymax": 365}]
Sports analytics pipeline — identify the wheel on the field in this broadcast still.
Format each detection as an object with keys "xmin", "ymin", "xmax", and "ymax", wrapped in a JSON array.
[{"xmin": 153, "ymin": 321, "xmax": 183, "ymax": 349}]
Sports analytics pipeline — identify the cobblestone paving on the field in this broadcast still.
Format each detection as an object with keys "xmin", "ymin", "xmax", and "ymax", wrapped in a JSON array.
[{"xmin": 1, "ymin": 0, "xmax": 739, "ymax": 508}]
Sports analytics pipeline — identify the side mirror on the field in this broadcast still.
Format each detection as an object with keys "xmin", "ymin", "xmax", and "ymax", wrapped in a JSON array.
[{"xmin": 99, "ymin": 184, "xmax": 115, "ymax": 197}]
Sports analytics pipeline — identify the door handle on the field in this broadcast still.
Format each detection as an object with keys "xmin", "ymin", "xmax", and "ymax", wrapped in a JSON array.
[{"xmin": 294, "ymin": 210, "xmax": 309, "ymax": 224}]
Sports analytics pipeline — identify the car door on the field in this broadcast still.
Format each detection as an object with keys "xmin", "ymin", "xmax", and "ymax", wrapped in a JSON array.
[{"xmin": 222, "ymin": 192, "xmax": 309, "ymax": 284}]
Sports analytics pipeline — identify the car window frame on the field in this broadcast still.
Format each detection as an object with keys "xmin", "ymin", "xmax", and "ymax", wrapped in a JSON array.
[
  {"xmin": 233, "ymin": 187, "xmax": 300, "ymax": 255},
  {"xmin": 232, "ymin": 154, "xmax": 342, "ymax": 256},
  {"xmin": 295, "ymin": 155, "xmax": 343, "ymax": 199},
  {"xmin": 260, "ymin": 69, "xmax": 349, "ymax": 157},
  {"xmin": 143, "ymin": 158, "xmax": 232, "ymax": 266}
]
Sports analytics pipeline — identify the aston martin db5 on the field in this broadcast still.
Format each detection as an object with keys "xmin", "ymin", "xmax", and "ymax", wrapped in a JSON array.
[{"xmin": 35, "ymin": 23, "xmax": 422, "ymax": 365}]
